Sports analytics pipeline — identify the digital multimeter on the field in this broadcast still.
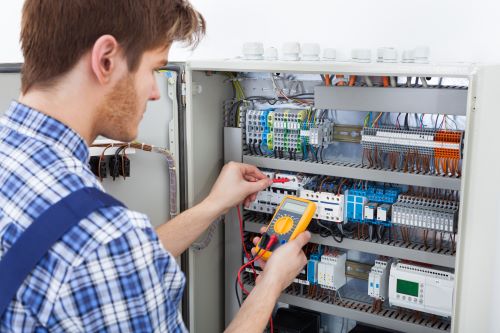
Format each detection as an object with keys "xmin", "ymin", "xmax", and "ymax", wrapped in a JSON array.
[{"xmin": 254, "ymin": 195, "xmax": 316, "ymax": 260}]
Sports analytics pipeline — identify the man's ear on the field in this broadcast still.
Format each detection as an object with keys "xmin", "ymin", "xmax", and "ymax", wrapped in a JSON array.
[{"xmin": 90, "ymin": 35, "xmax": 122, "ymax": 85}]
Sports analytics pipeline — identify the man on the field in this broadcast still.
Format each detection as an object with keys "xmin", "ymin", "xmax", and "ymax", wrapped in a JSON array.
[{"xmin": 0, "ymin": 1, "xmax": 311, "ymax": 332}]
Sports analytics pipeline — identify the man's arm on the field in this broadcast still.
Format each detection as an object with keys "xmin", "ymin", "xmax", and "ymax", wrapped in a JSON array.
[
  {"xmin": 225, "ymin": 231, "xmax": 311, "ymax": 333},
  {"xmin": 155, "ymin": 162, "xmax": 272, "ymax": 257}
]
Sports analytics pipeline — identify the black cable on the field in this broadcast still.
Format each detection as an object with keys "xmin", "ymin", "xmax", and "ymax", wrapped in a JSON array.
[
  {"xmin": 315, "ymin": 219, "xmax": 344, "ymax": 243},
  {"xmin": 404, "ymin": 114, "xmax": 409, "ymax": 130},
  {"xmin": 111, "ymin": 146, "xmax": 126, "ymax": 181},
  {"xmin": 248, "ymin": 142, "xmax": 254, "ymax": 155},
  {"xmin": 230, "ymin": 100, "xmax": 244, "ymax": 127},
  {"xmin": 257, "ymin": 140, "xmax": 263, "ymax": 155},
  {"xmin": 235, "ymin": 275, "xmax": 241, "ymax": 307},
  {"xmin": 319, "ymin": 146, "xmax": 324, "ymax": 163}
]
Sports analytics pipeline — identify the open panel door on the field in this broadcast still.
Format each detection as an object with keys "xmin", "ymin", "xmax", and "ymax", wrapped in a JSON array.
[
  {"xmin": 0, "ymin": 62, "xmax": 192, "ymax": 327},
  {"xmin": 183, "ymin": 63, "xmax": 233, "ymax": 332},
  {"xmin": 453, "ymin": 64, "xmax": 500, "ymax": 333}
]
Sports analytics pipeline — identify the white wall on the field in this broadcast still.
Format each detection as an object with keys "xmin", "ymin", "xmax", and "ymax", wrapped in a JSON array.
[{"xmin": 2, "ymin": 0, "xmax": 500, "ymax": 63}]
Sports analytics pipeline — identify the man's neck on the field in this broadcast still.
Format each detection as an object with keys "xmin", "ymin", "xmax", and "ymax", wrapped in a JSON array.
[{"xmin": 19, "ymin": 86, "xmax": 99, "ymax": 145}]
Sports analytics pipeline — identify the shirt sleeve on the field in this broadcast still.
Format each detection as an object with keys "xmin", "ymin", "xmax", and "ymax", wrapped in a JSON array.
[{"xmin": 46, "ymin": 209, "xmax": 187, "ymax": 333}]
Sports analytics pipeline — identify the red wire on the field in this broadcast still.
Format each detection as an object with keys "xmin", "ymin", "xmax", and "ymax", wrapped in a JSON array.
[
  {"xmin": 237, "ymin": 250, "xmax": 266, "ymax": 294},
  {"xmin": 235, "ymin": 208, "xmax": 277, "ymax": 332},
  {"xmin": 237, "ymin": 206, "xmax": 257, "ymax": 280}
]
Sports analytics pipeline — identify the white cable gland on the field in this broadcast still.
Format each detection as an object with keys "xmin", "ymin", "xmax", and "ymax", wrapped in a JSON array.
[
  {"xmin": 377, "ymin": 47, "xmax": 394, "ymax": 62},
  {"xmin": 301, "ymin": 43, "xmax": 321, "ymax": 61},
  {"xmin": 382, "ymin": 48, "xmax": 398, "ymax": 63},
  {"xmin": 281, "ymin": 42, "xmax": 301, "ymax": 61},
  {"xmin": 242, "ymin": 42, "xmax": 264, "ymax": 60},
  {"xmin": 414, "ymin": 46, "xmax": 430, "ymax": 64},
  {"xmin": 352, "ymin": 48, "xmax": 372, "ymax": 63},
  {"xmin": 402, "ymin": 49, "xmax": 415, "ymax": 63},
  {"xmin": 264, "ymin": 47, "xmax": 278, "ymax": 61},
  {"xmin": 322, "ymin": 48, "xmax": 336, "ymax": 61}
]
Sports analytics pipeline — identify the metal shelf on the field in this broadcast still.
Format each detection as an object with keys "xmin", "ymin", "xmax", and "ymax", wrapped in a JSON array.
[
  {"xmin": 244, "ymin": 280, "xmax": 451, "ymax": 333},
  {"xmin": 315, "ymin": 86, "xmax": 468, "ymax": 116},
  {"xmin": 245, "ymin": 217, "xmax": 455, "ymax": 269},
  {"xmin": 243, "ymin": 155, "xmax": 462, "ymax": 191}
]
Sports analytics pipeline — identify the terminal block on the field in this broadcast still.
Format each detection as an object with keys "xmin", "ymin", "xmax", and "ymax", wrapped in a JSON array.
[
  {"xmin": 347, "ymin": 187, "xmax": 399, "ymax": 225},
  {"xmin": 368, "ymin": 260, "xmax": 390, "ymax": 301},
  {"xmin": 392, "ymin": 195, "xmax": 458, "ymax": 232},
  {"xmin": 317, "ymin": 253, "xmax": 347, "ymax": 290},
  {"xmin": 389, "ymin": 262, "xmax": 454, "ymax": 317},
  {"xmin": 272, "ymin": 109, "xmax": 307, "ymax": 157},
  {"xmin": 307, "ymin": 120, "xmax": 334, "ymax": 146},
  {"xmin": 307, "ymin": 253, "xmax": 321, "ymax": 285},
  {"xmin": 246, "ymin": 109, "xmax": 271, "ymax": 155},
  {"xmin": 361, "ymin": 126, "xmax": 464, "ymax": 175}
]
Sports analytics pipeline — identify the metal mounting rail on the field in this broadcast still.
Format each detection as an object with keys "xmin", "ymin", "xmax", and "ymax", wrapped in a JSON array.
[
  {"xmin": 244, "ymin": 278, "xmax": 451, "ymax": 333},
  {"xmin": 243, "ymin": 155, "xmax": 462, "ymax": 191},
  {"xmin": 244, "ymin": 213, "xmax": 455, "ymax": 268},
  {"xmin": 315, "ymin": 85, "xmax": 468, "ymax": 116}
]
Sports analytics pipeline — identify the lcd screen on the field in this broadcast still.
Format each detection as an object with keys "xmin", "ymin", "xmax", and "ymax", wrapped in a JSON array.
[
  {"xmin": 396, "ymin": 279, "xmax": 419, "ymax": 297},
  {"xmin": 282, "ymin": 201, "xmax": 307, "ymax": 214}
]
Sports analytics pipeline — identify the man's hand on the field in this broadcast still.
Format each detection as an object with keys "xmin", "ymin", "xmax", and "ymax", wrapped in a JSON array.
[
  {"xmin": 205, "ymin": 162, "xmax": 272, "ymax": 214},
  {"xmin": 254, "ymin": 231, "xmax": 311, "ymax": 291}
]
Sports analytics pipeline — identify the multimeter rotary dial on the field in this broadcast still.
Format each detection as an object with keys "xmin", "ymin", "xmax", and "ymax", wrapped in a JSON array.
[{"xmin": 273, "ymin": 216, "xmax": 294, "ymax": 235}]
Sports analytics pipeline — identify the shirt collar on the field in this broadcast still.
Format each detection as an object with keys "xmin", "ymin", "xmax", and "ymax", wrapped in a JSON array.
[{"xmin": 1, "ymin": 100, "xmax": 90, "ymax": 163}]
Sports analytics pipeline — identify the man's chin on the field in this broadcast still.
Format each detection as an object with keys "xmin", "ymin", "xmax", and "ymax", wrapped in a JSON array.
[{"xmin": 101, "ymin": 131, "xmax": 137, "ymax": 143}]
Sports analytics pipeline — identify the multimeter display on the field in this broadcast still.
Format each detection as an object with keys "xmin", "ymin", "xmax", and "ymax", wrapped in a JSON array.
[
  {"xmin": 254, "ymin": 196, "xmax": 316, "ymax": 260},
  {"xmin": 281, "ymin": 201, "xmax": 307, "ymax": 214}
]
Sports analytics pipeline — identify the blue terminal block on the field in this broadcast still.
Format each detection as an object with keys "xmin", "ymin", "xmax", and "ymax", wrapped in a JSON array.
[
  {"xmin": 307, "ymin": 254, "xmax": 320, "ymax": 285},
  {"xmin": 366, "ymin": 187, "xmax": 400, "ymax": 204},
  {"xmin": 260, "ymin": 109, "xmax": 274, "ymax": 155},
  {"xmin": 346, "ymin": 187, "xmax": 400, "ymax": 225},
  {"xmin": 346, "ymin": 189, "xmax": 368, "ymax": 223}
]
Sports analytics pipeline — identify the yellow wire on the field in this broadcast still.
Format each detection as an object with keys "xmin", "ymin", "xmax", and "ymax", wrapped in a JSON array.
[{"xmin": 372, "ymin": 112, "xmax": 383, "ymax": 127}]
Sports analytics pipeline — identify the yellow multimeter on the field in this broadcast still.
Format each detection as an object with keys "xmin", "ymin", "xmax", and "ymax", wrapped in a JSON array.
[{"xmin": 254, "ymin": 195, "xmax": 316, "ymax": 261}]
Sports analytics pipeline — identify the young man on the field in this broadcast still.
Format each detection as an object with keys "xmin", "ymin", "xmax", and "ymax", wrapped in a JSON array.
[{"xmin": 0, "ymin": 1, "xmax": 311, "ymax": 332}]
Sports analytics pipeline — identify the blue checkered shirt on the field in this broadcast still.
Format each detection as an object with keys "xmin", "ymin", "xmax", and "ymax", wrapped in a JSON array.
[{"xmin": 0, "ymin": 101, "xmax": 187, "ymax": 332}]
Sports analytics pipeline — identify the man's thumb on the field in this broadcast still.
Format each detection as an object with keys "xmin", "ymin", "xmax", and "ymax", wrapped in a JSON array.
[
  {"xmin": 248, "ymin": 178, "xmax": 271, "ymax": 192},
  {"xmin": 293, "ymin": 231, "xmax": 311, "ymax": 247}
]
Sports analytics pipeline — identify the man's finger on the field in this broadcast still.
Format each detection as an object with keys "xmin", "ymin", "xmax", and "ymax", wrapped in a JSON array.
[
  {"xmin": 246, "ymin": 178, "xmax": 272, "ymax": 193},
  {"xmin": 253, "ymin": 236, "xmax": 261, "ymax": 246},
  {"xmin": 291, "ymin": 231, "xmax": 312, "ymax": 248},
  {"xmin": 244, "ymin": 175, "xmax": 258, "ymax": 182},
  {"xmin": 260, "ymin": 226, "xmax": 266, "ymax": 234},
  {"xmin": 241, "ymin": 164, "xmax": 268, "ymax": 180}
]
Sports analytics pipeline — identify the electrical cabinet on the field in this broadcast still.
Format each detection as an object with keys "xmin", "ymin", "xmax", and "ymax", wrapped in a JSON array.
[
  {"xmin": 182, "ymin": 60, "xmax": 500, "ymax": 333},
  {"xmin": 2, "ymin": 60, "xmax": 500, "ymax": 333}
]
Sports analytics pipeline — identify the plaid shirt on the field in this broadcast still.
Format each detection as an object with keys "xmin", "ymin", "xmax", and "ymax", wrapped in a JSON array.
[{"xmin": 0, "ymin": 101, "xmax": 186, "ymax": 332}]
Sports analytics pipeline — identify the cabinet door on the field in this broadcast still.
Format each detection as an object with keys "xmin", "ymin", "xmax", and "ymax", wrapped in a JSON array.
[
  {"xmin": 184, "ymin": 66, "xmax": 233, "ymax": 332},
  {"xmin": 453, "ymin": 64, "xmax": 500, "ymax": 333},
  {"xmin": 0, "ymin": 64, "xmax": 22, "ymax": 110}
]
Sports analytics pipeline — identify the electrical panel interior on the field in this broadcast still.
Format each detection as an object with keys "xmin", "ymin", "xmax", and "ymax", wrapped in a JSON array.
[{"xmin": 222, "ymin": 68, "xmax": 469, "ymax": 333}]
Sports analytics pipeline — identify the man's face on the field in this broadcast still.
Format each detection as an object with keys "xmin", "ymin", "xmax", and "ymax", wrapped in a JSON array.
[{"xmin": 97, "ymin": 46, "xmax": 169, "ymax": 142}]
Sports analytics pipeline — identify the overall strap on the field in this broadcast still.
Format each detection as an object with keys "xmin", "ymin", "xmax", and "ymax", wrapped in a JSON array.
[{"xmin": 0, "ymin": 187, "xmax": 125, "ymax": 318}]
